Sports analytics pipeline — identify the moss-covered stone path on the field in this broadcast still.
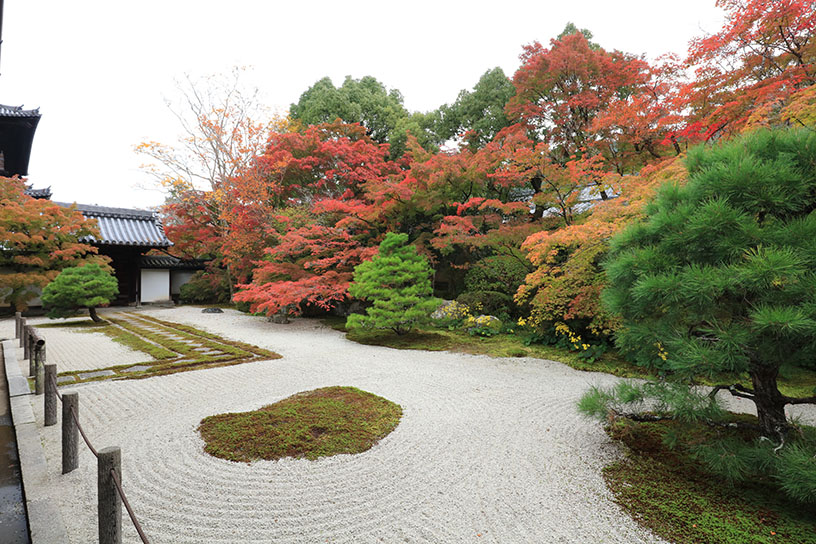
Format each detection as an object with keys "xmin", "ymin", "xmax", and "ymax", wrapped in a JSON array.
[{"xmin": 56, "ymin": 312, "xmax": 280, "ymax": 386}]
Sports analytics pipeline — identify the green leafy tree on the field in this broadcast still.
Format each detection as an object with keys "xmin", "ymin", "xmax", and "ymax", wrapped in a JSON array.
[
  {"xmin": 599, "ymin": 128, "xmax": 816, "ymax": 437},
  {"xmin": 436, "ymin": 67, "xmax": 516, "ymax": 149},
  {"xmin": 347, "ymin": 233, "xmax": 441, "ymax": 335},
  {"xmin": 290, "ymin": 75, "xmax": 409, "ymax": 146},
  {"xmin": 41, "ymin": 264, "xmax": 118, "ymax": 322}
]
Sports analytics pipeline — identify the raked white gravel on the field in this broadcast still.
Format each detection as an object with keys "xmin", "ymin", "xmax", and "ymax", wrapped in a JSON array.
[{"xmin": 18, "ymin": 306, "xmax": 809, "ymax": 544}]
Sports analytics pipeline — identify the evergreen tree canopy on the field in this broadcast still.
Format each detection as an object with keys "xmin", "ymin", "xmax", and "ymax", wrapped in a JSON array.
[
  {"xmin": 603, "ymin": 128, "xmax": 816, "ymax": 436},
  {"xmin": 347, "ymin": 232, "xmax": 441, "ymax": 335},
  {"xmin": 41, "ymin": 263, "xmax": 118, "ymax": 322}
]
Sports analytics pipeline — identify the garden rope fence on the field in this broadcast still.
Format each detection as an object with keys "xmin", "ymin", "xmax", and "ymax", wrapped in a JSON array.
[{"xmin": 14, "ymin": 314, "xmax": 151, "ymax": 544}]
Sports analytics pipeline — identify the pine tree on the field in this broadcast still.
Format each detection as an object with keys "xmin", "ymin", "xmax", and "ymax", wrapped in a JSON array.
[
  {"xmin": 41, "ymin": 264, "xmax": 118, "ymax": 322},
  {"xmin": 347, "ymin": 233, "xmax": 441, "ymax": 335},
  {"xmin": 602, "ymin": 128, "xmax": 816, "ymax": 437},
  {"xmin": 582, "ymin": 128, "xmax": 816, "ymax": 504}
]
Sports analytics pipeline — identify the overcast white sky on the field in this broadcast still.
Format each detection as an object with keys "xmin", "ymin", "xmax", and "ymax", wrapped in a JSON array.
[{"xmin": 2, "ymin": 0, "xmax": 725, "ymax": 209}]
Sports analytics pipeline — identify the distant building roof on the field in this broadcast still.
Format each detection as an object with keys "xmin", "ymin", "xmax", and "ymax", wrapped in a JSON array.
[
  {"xmin": 0, "ymin": 104, "xmax": 41, "ymax": 118},
  {"xmin": 139, "ymin": 255, "xmax": 204, "ymax": 270},
  {"xmin": 55, "ymin": 202, "xmax": 173, "ymax": 248},
  {"xmin": 24, "ymin": 186, "xmax": 52, "ymax": 199},
  {"xmin": 0, "ymin": 104, "xmax": 41, "ymax": 177}
]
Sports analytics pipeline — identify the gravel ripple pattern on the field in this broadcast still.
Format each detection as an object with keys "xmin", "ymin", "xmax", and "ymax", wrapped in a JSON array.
[{"xmin": 20, "ymin": 307, "xmax": 676, "ymax": 543}]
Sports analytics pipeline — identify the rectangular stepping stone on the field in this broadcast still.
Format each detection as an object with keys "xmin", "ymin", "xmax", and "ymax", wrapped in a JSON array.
[
  {"xmin": 56, "ymin": 376, "xmax": 76, "ymax": 384},
  {"xmin": 78, "ymin": 370, "xmax": 116, "ymax": 379},
  {"xmin": 121, "ymin": 365, "xmax": 152, "ymax": 373}
]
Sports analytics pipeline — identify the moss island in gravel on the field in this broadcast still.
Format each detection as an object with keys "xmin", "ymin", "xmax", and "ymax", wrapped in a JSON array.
[{"xmin": 198, "ymin": 386, "xmax": 402, "ymax": 462}]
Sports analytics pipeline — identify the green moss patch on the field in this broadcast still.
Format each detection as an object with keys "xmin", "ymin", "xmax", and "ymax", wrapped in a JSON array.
[
  {"xmin": 198, "ymin": 386, "xmax": 402, "ymax": 462},
  {"xmin": 604, "ymin": 418, "xmax": 816, "ymax": 544}
]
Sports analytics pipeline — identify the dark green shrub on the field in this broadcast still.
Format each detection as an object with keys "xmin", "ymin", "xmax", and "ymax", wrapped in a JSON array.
[
  {"xmin": 456, "ymin": 290, "xmax": 513, "ymax": 320},
  {"xmin": 179, "ymin": 270, "xmax": 231, "ymax": 304}
]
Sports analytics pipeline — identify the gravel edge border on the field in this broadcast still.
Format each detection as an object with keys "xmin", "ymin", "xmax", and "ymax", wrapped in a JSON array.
[{"xmin": 3, "ymin": 339, "xmax": 70, "ymax": 543}]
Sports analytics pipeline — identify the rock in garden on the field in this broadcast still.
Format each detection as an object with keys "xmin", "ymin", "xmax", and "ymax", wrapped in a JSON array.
[{"xmin": 202, "ymin": 307, "xmax": 224, "ymax": 314}]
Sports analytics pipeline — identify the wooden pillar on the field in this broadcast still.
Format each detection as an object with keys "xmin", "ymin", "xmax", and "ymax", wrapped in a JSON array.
[
  {"xmin": 62, "ymin": 392, "xmax": 79, "ymax": 474},
  {"xmin": 14, "ymin": 311, "xmax": 21, "ymax": 338},
  {"xmin": 44, "ymin": 364, "xmax": 58, "ymax": 426},
  {"xmin": 34, "ymin": 345, "xmax": 44, "ymax": 395},
  {"xmin": 98, "ymin": 447, "xmax": 122, "ymax": 544},
  {"xmin": 18, "ymin": 317, "xmax": 26, "ymax": 347}
]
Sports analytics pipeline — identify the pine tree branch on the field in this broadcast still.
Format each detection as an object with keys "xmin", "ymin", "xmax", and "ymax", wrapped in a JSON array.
[
  {"xmin": 709, "ymin": 384, "xmax": 755, "ymax": 401},
  {"xmin": 782, "ymin": 395, "xmax": 816, "ymax": 405}
]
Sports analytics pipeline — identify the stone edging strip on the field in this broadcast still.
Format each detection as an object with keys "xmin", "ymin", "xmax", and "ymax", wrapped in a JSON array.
[{"xmin": 2, "ymin": 339, "xmax": 70, "ymax": 543}]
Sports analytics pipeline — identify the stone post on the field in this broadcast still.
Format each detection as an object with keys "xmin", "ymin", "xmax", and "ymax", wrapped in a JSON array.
[
  {"xmin": 14, "ymin": 311, "xmax": 21, "ymax": 338},
  {"xmin": 62, "ymin": 392, "xmax": 79, "ymax": 474},
  {"xmin": 98, "ymin": 447, "xmax": 122, "ymax": 544},
  {"xmin": 44, "ymin": 364, "xmax": 58, "ymax": 426}
]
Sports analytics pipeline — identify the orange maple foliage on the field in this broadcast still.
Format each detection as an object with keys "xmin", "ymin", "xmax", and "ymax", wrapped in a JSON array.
[
  {"xmin": 0, "ymin": 178, "xmax": 107, "ymax": 310},
  {"xmin": 680, "ymin": 0, "xmax": 816, "ymax": 140}
]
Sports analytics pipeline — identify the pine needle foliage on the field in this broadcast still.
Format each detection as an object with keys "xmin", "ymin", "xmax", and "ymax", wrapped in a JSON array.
[
  {"xmin": 585, "ymin": 128, "xmax": 816, "ymax": 505},
  {"xmin": 602, "ymin": 128, "xmax": 816, "ymax": 436},
  {"xmin": 347, "ymin": 232, "xmax": 441, "ymax": 335},
  {"xmin": 41, "ymin": 263, "xmax": 118, "ymax": 322}
]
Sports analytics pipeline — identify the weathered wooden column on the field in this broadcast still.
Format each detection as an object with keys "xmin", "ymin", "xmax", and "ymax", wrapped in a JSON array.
[
  {"xmin": 23, "ymin": 324, "xmax": 31, "ymax": 360},
  {"xmin": 44, "ymin": 364, "xmax": 58, "ymax": 426},
  {"xmin": 98, "ymin": 447, "xmax": 122, "ymax": 544},
  {"xmin": 62, "ymin": 392, "xmax": 79, "ymax": 473},
  {"xmin": 34, "ymin": 344, "xmax": 45, "ymax": 395},
  {"xmin": 18, "ymin": 317, "xmax": 26, "ymax": 347},
  {"xmin": 14, "ymin": 311, "xmax": 21, "ymax": 338}
]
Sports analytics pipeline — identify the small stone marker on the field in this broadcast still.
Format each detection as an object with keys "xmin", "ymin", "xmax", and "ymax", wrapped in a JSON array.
[
  {"xmin": 78, "ymin": 370, "xmax": 117, "ymax": 380},
  {"xmin": 121, "ymin": 365, "xmax": 152, "ymax": 373},
  {"xmin": 202, "ymin": 307, "xmax": 223, "ymax": 313}
]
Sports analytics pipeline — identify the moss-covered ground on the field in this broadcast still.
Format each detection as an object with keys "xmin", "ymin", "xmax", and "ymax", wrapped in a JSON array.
[
  {"xmin": 604, "ymin": 417, "xmax": 816, "ymax": 544},
  {"xmin": 198, "ymin": 386, "xmax": 402, "ymax": 462}
]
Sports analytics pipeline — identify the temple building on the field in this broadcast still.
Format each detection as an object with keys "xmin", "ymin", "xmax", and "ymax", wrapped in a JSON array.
[
  {"xmin": 54, "ymin": 203, "xmax": 202, "ymax": 305},
  {"xmin": 0, "ymin": 104, "xmax": 40, "ymax": 177}
]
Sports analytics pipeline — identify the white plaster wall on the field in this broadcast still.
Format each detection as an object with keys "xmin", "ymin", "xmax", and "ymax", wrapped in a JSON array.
[
  {"xmin": 170, "ymin": 270, "xmax": 196, "ymax": 296},
  {"xmin": 140, "ymin": 269, "xmax": 170, "ymax": 303}
]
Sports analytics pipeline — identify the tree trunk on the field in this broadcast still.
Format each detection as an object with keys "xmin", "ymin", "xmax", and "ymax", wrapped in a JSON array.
[
  {"xmin": 226, "ymin": 263, "xmax": 235, "ymax": 301},
  {"xmin": 88, "ymin": 307, "xmax": 102, "ymax": 323},
  {"xmin": 750, "ymin": 364, "xmax": 788, "ymax": 437}
]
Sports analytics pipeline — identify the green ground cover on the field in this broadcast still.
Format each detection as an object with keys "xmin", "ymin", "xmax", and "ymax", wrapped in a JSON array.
[
  {"xmin": 604, "ymin": 417, "xmax": 816, "ymax": 544},
  {"xmin": 198, "ymin": 386, "xmax": 402, "ymax": 462}
]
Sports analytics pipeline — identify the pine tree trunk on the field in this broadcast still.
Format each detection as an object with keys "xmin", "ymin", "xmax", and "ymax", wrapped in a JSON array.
[
  {"xmin": 750, "ymin": 364, "xmax": 788, "ymax": 437},
  {"xmin": 88, "ymin": 307, "xmax": 102, "ymax": 323}
]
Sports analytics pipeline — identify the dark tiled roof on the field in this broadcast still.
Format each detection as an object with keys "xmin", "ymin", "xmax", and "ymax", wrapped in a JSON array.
[
  {"xmin": 24, "ymin": 186, "xmax": 52, "ymax": 199},
  {"xmin": 0, "ymin": 104, "xmax": 41, "ymax": 118},
  {"xmin": 54, "ymin": 202, "xmax": 173, "ymax": 247},
  {"xmin": 140, "ymin": 256, "xmax": 205, "ymax": 270}
]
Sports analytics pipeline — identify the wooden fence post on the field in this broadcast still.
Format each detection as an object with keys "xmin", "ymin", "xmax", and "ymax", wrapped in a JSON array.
[
  {"xmin": 62, "ymin": 392, "xmax": 79, "ymax": 474},
  {"xmin": 14, "ymin": 311, "xmax": 21, "ymax": 338},
  {"xmin": 98, "ymin": 447, "xmax": 122, "ymax": 544},
  {"xmin": 34, "ymin": 344, "xmax": 45, "ymax": 395},
  {"xmin": 44, "ymin": 364, "xmax": 57, "ymax": 426},
  {"xmin": 18, "ymin": 317, "xmax": 26, "ymax": 347}
]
